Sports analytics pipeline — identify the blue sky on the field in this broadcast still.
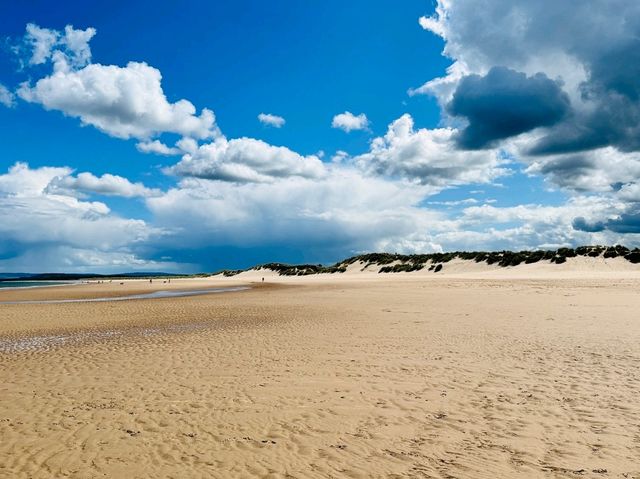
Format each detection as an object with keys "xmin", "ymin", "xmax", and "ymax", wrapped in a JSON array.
[
  {"xmin": 1, "ymin": 1, "xmax": 639, "ymax": 272},
  {"xmin": 2, "ymin": 1, "xmax": 445, "ymax": 169}
]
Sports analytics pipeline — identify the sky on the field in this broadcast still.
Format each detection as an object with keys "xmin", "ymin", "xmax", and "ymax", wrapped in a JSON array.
[{"xmin": 1, "ymin": 0, "xmax": 640, "ymax": 273}]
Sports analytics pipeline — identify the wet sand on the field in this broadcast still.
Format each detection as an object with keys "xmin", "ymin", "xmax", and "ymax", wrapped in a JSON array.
[
  {"xmin": 1, "ymin": 275, "xmax": 640, "ymax": 478},
  {"xmin": 0, "ymin": 286, "xmax": 249, "ymax": 305}
]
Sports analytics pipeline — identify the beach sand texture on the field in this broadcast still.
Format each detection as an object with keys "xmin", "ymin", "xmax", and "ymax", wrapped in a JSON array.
[{"xmin": 1, "ymin": 271, "xmax": 640, "ymax": 478}]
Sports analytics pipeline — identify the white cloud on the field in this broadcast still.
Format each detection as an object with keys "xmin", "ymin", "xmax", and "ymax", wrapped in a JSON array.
[
  {"xmin": 46, "ymin": 172, "xmax": 161, "ymax": 198},
  {"xmin": 0, "ymin": 163, "xmax": 165, "ymax": 272},
  {"xmin": 618, "ymin": 182, "xmax": 640, "ymax": 203},
  {"xmin": 460, "ymin": 199, "xmax": 622, "ymax": 226},
  {"xmin": 16, "ymin": 24, "xmax": 218, "ymax": 142},
  {"xmin": 331, "ymin": 150, "xmax": 349, "ymax": 164},
  {"xmin": 418, "ymin": 7, "xmax": 447, "ymax": 38},
  {"xmin": 18, "ymin": 60, "xmax": 219, "ymax": 140},
  {"xmin": 0, "ymin": 246, "xmax": 184, "ymax": 274},
  {"xmin": 148, "ymin": 165, "xmax": 640, "ymax": 257},
  {"xmin": 8, "ymin": 16, "xmax": 640, "ymax": 271},
  {"xmin": 0, "ymin": 84, "xmax": 15, "ymax": 107},
  {"xmin": 258, "ymin": 112, "xmax": 285, "ymax": 128},
  {"xmin": 524, "ymin": 147, "xmax": 640, "ymax": 193},
  {"xmin": 59, "ymin": 24, "xmax": 96, "ymax": 69},
  {"xmin": 354, "ymin": 114, "xmax": 509, "ymax": 188},
  {"xmin": 146, "ymin": 168, "xmax": 442, "ymax": 254},
  {"xmin": 427, "ymin": 198, "xmax": 479, "ymax": 207},
  {"xmin": 410, "ymin": 0, "xmax": 640, "ymax": 242},
  {"xmin": 415, "ymin": 1, "xmax": 593, "ymax": 104},
  {"xmin": 413, "ymin": 1, "xmax": 640, "ymax": 154},
  {"xmin": 441, "ymin": 195, "xmax": 637, "ymax": 250},
  {"xmin": 3, "ymin": 158, "xmax": 639, "ymax": 272},
  {"xmin": 136, "ymin": 140, "xmax": 181, "ymax": 156},
  {"xmin": 24, "ymin": 23, "xmax": 59, "ymax": 65},
  {"xmin": 0, "ymin": 162, "xmax": 72, "ymax": 196},
  {"xmin": 23, "ymin": 23, "xmax": 96, "ymax": 70},
  {"xmin": 331, "ymin": 111, "xmax": 369, "ymax": 132},
  {"xmin": 166, "ymin": 137, "xmax": 327, "ymax": 183}
]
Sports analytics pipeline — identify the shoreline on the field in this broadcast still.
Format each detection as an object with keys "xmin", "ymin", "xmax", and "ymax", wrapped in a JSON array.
[
  {"xmin": 0, "ymin": 285, "xmax": 250, "ymax": 305},
  {"xmin": 0, "ymin": 280, "xmax": 80, "ymax": 291}
]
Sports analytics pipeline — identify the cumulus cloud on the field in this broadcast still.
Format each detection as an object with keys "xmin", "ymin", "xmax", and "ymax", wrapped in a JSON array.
[
  {"xmin": 23, "ymin": 23, "xmax": 96, "ymax": 69},
  {"xmin": 6, "ymin": 13, "xmax": 640, "ymax": 272},
  {"xmin": 585, "ymin": 215, "xmax": 640, "ymax": 234},
  {"xmin": 525, "ymin": 147, "xmax": 640, "ymax": 193},
  {"xmin": 412, "ymin": 0, "xmax": 640, "ymax": 237},
  {"xmin": 16, "ymin": 24, "xmax": 219, "ymax": 141},
  {"xmin": 571, "ymin": 177, "xmax": 640, "ymax": 234},
  {"xmin": 146, "ymin": 169, "xmax": 444, "ymax": 257},
  {"xmin": 449, "ymin": 196, "xmax": 635, "ymax": 251},
  {"xmin": 24, "ymin": 23, "xmax": 59, "ymax": 65},
  {"xmin": 18, "ymin": 61, "xmax": 218, "ymax": 140},
  {"xmin": 136, "ymin": 140, "xmax": 181, "ymax": 156},
  {"xmin": 331, "ymin": 111, "xmax": 369, "ymax": 132},
  {"xmin": 417, "ymin": 1, "xmax": 640, "ymax": 161},
  {"xmin": 573, "ymin": 212, "xmax": 640, "ymax": 235},
  {"xmin": 46, "ymin": 172, "xmax": 161, "ymax": 198},
  {"xmin": 258, "ymin": 113, "xmax": 285, "ymax": 128},
  {"xmin": 618, "ymin": 182, "xmax": 640, "ymax": 203},
  {"xmin": 0, "ymin": 163, "xmax": 168, "ymax": 272},
  {"xmin": 0, "ymin": 162, "xmax": 72, "ymax": 196},
  {"xmin": 0, "ymin": 84, "xmax": 15, "ymax": 107},
  {"xmin": 166, "ymin": 137, "xmax": 327, "ymax": 183},
  {"xmin": 58, "ymin": 24, "xmax": 96, "ymax": 69},
  {"xmin": 427, "ymin": 198, "xmax": 480, "ymax": 207},
  {"xmin": 461, "ymin": 200, "xmax": 617, "ymax": 227},
  {"xmin": 354, "ymin": 114, "xmax": 509, "ymax": 188},
  {"xmin": 0, "ymin": 246, "xmax": 184, "ymax": 274},
  {"xmin": 146, "ymin": 168, "xmax": 640, "ymax": 263},
  {"xmin": 447, "ymin": 67, "xmax": 570, "ymax": 149}
]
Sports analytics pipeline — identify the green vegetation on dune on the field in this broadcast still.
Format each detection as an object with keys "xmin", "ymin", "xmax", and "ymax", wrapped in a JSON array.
[
  {"xmin": 256, "ymin": 263, "xmax": 347, "ymax": 276},
  {"xmin": 379, "ymin": 263, "xmax": 425, "ymax": 273},
  {"xmin": 224, "ymin": 245, "xmax": 640, "ymax": 276}
]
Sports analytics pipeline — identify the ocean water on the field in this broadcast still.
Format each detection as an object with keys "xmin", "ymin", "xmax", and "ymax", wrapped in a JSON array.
[{"xmin": 0, "ymin": 281, "xmax": 71, "ymax": 289}]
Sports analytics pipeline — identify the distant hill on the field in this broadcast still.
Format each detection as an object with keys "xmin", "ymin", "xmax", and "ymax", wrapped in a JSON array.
[
  {"xmin": 0, "ymin": 273, "xmax": 34, "ymax": 279},
  {"xmin": 0, "ymin": 272, "xmax": 181, "ymax": 282}
]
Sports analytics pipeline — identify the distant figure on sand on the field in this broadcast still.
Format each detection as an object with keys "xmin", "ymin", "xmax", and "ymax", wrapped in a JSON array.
[{"xmin": 262, "ymin": 277, "xmax": 264, "ymax": 283}]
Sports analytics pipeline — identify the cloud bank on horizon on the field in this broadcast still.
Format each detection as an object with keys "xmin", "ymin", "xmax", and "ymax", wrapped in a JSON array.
[{"xmin": 1, "ymin": 1, "xmax": 639, "ymax": 272}]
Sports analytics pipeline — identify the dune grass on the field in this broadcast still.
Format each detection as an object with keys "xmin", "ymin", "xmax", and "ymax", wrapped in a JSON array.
[{"xmin": 216, "ymin": 245, "xmax": 640, "ymax": 276}]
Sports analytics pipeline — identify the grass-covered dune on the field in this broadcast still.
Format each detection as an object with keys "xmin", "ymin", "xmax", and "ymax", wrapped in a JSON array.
[{"xmin": 219, "ymin": 245, "xmax": 640, "ymax": 276}]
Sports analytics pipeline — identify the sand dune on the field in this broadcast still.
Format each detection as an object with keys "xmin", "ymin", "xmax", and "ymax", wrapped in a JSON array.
[
  {"xmin": 1, "ymin": 267, "xmax": 640, "ymax": 478},
  {"xmin": 235, "ymin": 255, "xmax": 640, "ymax": 280}
]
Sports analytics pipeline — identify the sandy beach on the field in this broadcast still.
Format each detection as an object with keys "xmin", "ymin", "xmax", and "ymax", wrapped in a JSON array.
[
  {"xmin": 6, "ymin": 1, "xmax": 640, "ymax": 477},
  {"xmin": 1, "ymin": 267, "xmax": 640, "ymax": 478}
]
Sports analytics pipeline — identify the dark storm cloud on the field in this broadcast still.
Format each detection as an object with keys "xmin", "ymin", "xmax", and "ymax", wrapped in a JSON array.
[
  {"xmin": 571, "ymin": 217, "xmax": 605, "ymax": 233},
  {"xmin": 447, "ymin": 67, "xmax": 570, "ymax": 149},
  {"xmin": 605, "ymin": 214, "xmax": 640, "ymax": 234},
  {"xmin": 422, "ymin": 1, "xmax": 640, "ymax": 202},
  {"xmin": 588, "ymin": 40, "xmax": 640, "ymax": 102},
  {"xmin": 573, "ymin": 213, "xmax": 640, "ymax": 234},
  {"xmin": 531, "ymin": 41, "xmax": 640, "ymax": 156},
  {"xmin": 534, "ymin": 154, "xmax": 598, "ymax": 191}
]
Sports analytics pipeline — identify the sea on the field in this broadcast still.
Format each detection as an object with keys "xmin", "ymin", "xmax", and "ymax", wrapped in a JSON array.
[{"xmin": 0, "ymin": 281, "xmax": 72, "ymax": 289}]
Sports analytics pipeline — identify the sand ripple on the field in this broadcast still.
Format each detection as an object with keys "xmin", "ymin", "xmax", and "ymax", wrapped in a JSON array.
[{"xmin": 1, "ymin": 278, "xmax": 640, "ymax": 478}]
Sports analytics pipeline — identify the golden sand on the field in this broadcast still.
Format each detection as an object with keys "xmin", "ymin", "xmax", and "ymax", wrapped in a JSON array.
[{"xmin": 1, "ymin": 272, "xmax": 640, "ymax": 478}]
